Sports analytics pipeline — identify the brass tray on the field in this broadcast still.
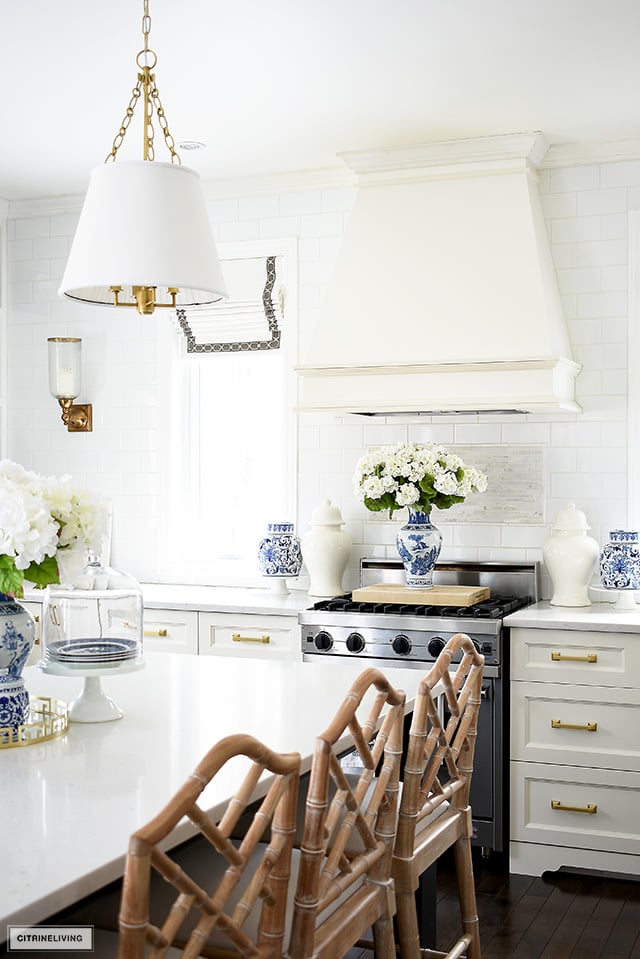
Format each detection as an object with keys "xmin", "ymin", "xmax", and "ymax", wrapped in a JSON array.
[{"xmin": 0, "ymin": 697, "xmax": 68, "ymax": 749}]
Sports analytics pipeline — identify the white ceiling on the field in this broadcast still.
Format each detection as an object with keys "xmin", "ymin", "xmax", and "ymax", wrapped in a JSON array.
[{"xmin": 2, "ymin": 0, "xmax": 640, "ymax": 201}]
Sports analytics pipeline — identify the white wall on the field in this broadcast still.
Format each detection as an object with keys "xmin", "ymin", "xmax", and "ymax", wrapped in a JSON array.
[{"xmin": 5, "ymin": 159, "xmax": 637, "ymax": 595}]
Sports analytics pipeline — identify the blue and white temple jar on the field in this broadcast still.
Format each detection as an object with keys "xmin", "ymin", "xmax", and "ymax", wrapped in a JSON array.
[
  {"xmin": 258, "ymin": 522, "xmax": 303, "ymax": 580},
  {"xmin": 600, "ymin": 530, "xmax": 640, "ymax": 590},
  {"xmin": 396, "ymin": 509, "xmax": 443, "ymax": 589},
  {"xmin": 0, "ymin": 592, "xmax": 36, "ymax": 734}
]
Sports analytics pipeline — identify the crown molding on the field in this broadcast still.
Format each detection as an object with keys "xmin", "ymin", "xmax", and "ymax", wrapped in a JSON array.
[
  {"xmin": 542, "ymin": 138, "xmax": 640, "ymax": 168},
  {"xmin": 200, "ymin": 166, "xmax": 356, "ymax": 200},
  {"xmin": 6, "ymin": 138, "xmax": 640, "ymax": 219}
]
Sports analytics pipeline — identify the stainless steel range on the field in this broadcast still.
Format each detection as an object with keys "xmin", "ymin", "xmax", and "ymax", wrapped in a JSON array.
[{"xmin": 299, "ymin": 559, "xmax": 539, "ymax": 854}]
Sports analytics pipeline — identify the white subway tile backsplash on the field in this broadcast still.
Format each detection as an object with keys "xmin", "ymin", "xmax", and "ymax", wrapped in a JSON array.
[
  {"xmin": 601, "ymin": 214, "xmax": 628, "ymax": 239},
  {"xmin": 14, "ymin": 217, "xmax": 51, "ymax": 239},
  {"xmin": 279, "ymin": 191, "xmax": 323, "ymax": 216},
  {"xmin": 577, "ymin": 188, "xmax": 628, "ymax": 216},
  {"xmin": 578, "ymin": 238, "xmax": 627, "ymax": 267},
  {"xmin": 552, "ymin": 215, "xmax": 602, "ymax": 244},
  {"xmin": 548, "ymin": 165, "xmax": 600, "ymax": 193},
  {"xmin": 601, "ymin": 160, "xmax": 640, "ymax": 187},
  {"xmin": 556, "ymin": 267, "xmax": 601, "ymax": 294},
  {"xmin": 238, "ymin": 194, "xmax": 279, "ymax": 220},
  {"xmin": 550, "ymin": 243, "xmax": 578, "ymax": 268}
]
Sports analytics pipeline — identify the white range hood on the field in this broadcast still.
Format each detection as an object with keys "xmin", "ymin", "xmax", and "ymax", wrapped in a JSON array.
[{"xmin": 296, "ymin": 133, "xmax": 581, "ymax": 415}]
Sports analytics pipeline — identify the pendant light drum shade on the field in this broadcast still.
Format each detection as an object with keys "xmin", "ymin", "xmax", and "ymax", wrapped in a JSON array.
[{"xmin": 59, "ymin": 161, "xmax": 227, "ymax": 309}]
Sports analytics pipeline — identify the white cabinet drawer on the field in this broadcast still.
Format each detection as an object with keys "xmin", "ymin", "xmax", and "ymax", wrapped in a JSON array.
[
  {"xmin": 511, "ymin": 681, "xmax": 640, "ymax": 771},
  {"xmin": 198, "ymin": 612, "xmax": 300, "ymax": 660},
  {"xmin": 141, "ymin": 608, "xmax": 198, "ymax": 654},
  {"xmin": 511, "ymin": 627, "xmax": 640, "ymax": 687},
  {"xmin": 511, "ymin": 761, "xmax": 640, "ymax": 856}
]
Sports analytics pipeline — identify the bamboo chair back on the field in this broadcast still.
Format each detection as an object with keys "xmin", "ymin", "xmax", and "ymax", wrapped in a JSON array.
[
  {"xmin": 393, "ymin": 632, "xmax": 485, "ymax": 959},
  {"xmin": 286, "ymin": 667, "xmax": 406, "ymax": 959},
  {"xmin": 117, "ymin": 733, "xmax": 300, "ymax": 959}
]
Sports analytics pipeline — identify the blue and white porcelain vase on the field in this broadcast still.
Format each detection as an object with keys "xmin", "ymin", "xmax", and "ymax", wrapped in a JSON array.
[
  {"xmin": 0, "ymin": 592, "xmax": 36, "ymax": 734},
  {"xmin": 258, "ymin": 522, "xmax": 303, "ymax": 581},
  {"xmin": 396, "ymin": 509, "xmax": 443, "ymax": 589},
  {"xmin": 600, "ymin": 530, "xmax": 640, "ymax": 590}
]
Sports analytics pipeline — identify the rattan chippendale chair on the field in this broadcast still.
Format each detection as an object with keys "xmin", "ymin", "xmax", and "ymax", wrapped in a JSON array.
[
  {"xmin": 115, "ymin": 733, "xmax": 301, "ymax": 959},
  {"xmin": 285, "ymin": 667, "xmax": 406, "ymax": 959},
  {"xmin": 392, "ymin": 632, "xmax": 484, "ymax": 959}
]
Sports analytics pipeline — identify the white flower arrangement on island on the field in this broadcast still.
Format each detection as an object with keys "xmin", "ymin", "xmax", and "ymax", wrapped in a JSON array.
[
  {"xmin": 0, "ymin": 460, "xmax": 108, "ymax": 597},
  {"xmin": 354, "ymin": 441, "xmax": 488, "ymax": 518}
]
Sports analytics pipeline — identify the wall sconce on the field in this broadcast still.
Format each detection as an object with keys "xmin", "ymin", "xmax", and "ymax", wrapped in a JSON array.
[{"xmin": 47, "ymin": 337, "xmax": 93, "ymax": 432}]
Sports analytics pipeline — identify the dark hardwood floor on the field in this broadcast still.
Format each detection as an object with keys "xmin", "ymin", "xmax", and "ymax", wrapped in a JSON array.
[{"xmin": 347, "ymin": 848, "xmax": 640, "ymax": 958}]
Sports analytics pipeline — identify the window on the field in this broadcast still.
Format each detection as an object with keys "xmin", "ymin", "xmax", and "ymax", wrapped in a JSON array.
[{"xmin": 158, "ymin": 238, "xmax": 298, "ymax": 586}]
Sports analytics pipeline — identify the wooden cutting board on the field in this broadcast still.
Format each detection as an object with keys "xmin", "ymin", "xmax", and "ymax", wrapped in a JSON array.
[{"xmin": 350, "ymin": 583, "xmax": 491, "ymax": 606}]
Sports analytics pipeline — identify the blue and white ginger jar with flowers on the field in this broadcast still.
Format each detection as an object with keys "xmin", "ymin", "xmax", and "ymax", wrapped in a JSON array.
[
  {"xmin": 258, "ymin": 522, "xmax": 303, "ymax": 579},
  {"xmin": 600, "ymin": 530, "xmax": 640, "ymax": 590},
  {"xmin": 0, "ymin": 592, "xmax": 36, "ymax": 734},
  {"xmin": 396, "ymin": 509, "xmax": 443, "ymax": 589}
]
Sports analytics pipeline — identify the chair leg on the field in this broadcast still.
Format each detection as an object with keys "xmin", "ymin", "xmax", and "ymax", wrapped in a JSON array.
[
  {"xmin": 373, "ymin": 913, "xmax": 398, "ymax": 959},
  {"xmin": 395, "ymin": 888, "xmax": 422, "ymax": 959},
  {"xmin": 453, "ymin": 838, "xmax": 481, "ymax": 959}
]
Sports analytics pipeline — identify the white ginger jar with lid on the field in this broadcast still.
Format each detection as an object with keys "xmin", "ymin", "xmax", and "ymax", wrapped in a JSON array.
[
  {"xmin": 301, "ymin": 499, "xmax": 352, "ymax": 598},
  {"xmin": 542, "ymin": 503, "xmax": 599, "ymax": 607}
]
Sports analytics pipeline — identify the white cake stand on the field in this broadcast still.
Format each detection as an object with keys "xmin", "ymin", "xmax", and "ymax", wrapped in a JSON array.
[{"xmin": 39, "ymin": 659, "xmax": 144, "ymax": 722}]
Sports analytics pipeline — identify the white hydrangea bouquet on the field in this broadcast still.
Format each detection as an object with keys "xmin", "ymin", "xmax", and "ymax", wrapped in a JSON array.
[
  {"xmin": 354, "ymin": 441, "xmax": 488, "ymax": 518},
  {"xmin": 0, "ymin": 460, "xmax": 108, "ymax": 597}
]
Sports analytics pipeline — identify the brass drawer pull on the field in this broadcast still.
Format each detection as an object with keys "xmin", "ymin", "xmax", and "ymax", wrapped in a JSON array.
[
  {"xmin": 551, "ymin": 800, "xmax": 597, "ymax": 814},
  {"xmin": 123, "ymin": 621, "xmax": 168, "ymax": 637},
  {"xmin": 551, "ymin": 652, "xmax": 598, "ymax": 663},
  {"xmin": 232, "ymin": 633, "xmax": 270, "ymax": 645},
  {"xmin": 551, "ymin": 719, "xmax": 598, "ymax": 732}
]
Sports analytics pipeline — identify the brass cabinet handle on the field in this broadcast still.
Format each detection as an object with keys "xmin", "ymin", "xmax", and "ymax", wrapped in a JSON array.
[
  {"xmin": 551, "ymin": 652, "xmax": 598, "ymax": 663},
  {"xmin": 232, "ymin": 633, "xmax": 270, "ymax": 645},
  {"xmin": 34, "ymin": 615, "xmax": 40, "ymax": 623},
  {"xmin": 123, "ymin": 621, "xmax": 168, "ymax": 637},
  {"xmin": 551, "ymin": 719, "xmax": 598, "ymax": 732},
  {"xmin": 551, "ymin": 800, "xmax": 597, "ymax": 814}
]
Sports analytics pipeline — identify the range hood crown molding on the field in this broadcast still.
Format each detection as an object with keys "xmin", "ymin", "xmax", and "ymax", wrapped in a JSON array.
[
  {"xmin": 337, "ymin": 132, "xmax": 551, "ymax": 183},
  {"xmin": 297, "ymin": 132, "xmax": 581, "ymax": 416}
]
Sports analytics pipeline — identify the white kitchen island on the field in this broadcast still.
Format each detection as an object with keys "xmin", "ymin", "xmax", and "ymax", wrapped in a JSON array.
[{"xmin": 1, "ymin": 653, "xmax": 423, "ymax": 941}]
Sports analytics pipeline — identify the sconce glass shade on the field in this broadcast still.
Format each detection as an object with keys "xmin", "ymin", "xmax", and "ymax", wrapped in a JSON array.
[
  {"xmin": 48, "ymin": 337, "xmax": 82, "ymax": 399},
  {"xmin": 58, "ymin": 161, "xmax": 227, "ymax": 309}
]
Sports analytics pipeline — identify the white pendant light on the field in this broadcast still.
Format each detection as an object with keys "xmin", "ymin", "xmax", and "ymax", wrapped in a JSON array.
[{"xmin": 59, "ymin": 1, "xmax": 227, "ymax": 316}]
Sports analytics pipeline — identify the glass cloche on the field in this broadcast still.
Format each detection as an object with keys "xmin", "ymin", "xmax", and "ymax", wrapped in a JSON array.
[{"xmin": 40, "ymin": 554, "xmax": 144, "ymax": 722}]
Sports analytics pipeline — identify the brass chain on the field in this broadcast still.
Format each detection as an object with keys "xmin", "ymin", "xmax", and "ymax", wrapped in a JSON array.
[{"xmin": 105, "ymin": 0, "xmax": 180, "ymax": 164}]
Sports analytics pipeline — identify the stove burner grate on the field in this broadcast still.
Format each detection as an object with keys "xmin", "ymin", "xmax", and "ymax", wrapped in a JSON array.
[{"xmin": 311, "ymin": 593, "xmax": 531, "ymax": 619}]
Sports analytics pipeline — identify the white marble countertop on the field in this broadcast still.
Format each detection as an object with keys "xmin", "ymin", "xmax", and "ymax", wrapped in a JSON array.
[
  {"xmin": 1, "ymin": 653, "xmax": 422, "ymax": 936},
  {"xmin": 23, "ymin": 583, "xmax": 317, "ymax": 617},
  {"xmin": 505, "ymin": 600, "xmax": 640, "ymax": 632}
]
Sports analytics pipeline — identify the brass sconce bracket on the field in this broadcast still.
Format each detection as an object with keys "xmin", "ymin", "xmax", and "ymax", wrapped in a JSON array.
[{"xmin": 58, "ymin": 398, "xmax": 93, "ymax": 433}]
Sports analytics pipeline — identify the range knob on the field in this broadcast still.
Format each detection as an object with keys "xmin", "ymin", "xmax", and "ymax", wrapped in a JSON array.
[
  {"xmin": 314, "ymin": 630, "xmax": 333, "ymax": 652},
  {"xmin": 427, "ymin": 636, "xmax": 446, "ymax": 658},
  {"xmin": 346, "ymin": 632, "xmax": 365, "ymax": 654},
  {"xmin": 392, "ymin": 634, "xmax": 412, "ymax": 656}
]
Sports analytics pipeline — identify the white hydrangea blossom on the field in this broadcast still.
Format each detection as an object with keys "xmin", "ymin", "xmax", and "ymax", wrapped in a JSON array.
[
  {"xmin": 353, "ymin": 441, "xmax": 487, "ymax": 517},
  {"xmin": 0, "ymin": 460, "xmax": 108, "ymax": 595}
]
